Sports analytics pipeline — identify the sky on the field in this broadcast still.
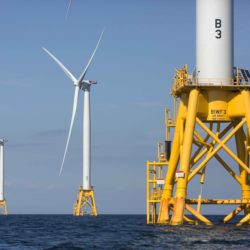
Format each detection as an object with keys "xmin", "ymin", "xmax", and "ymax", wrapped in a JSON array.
[{"xmin": 0, "ymin": 0, "xmax": 250, "ymax": 214}]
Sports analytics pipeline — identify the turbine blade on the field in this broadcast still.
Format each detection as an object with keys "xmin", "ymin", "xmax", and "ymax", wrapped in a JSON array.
[
  {"xmin": 59, "ymin": 86, "xmax": 80, "ymax": 176},
  {"xmin": 78, "ymin": 29, "xmax": 105, "ymax": 83},
  {"xmin": 43, "ymin": 47, "xmax": 77, "ymax": 82},
  {"xmin": 65, "ymin": 0, "xmax": 72, "ymax": 20}
]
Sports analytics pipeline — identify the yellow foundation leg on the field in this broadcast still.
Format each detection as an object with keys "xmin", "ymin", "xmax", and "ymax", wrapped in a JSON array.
[
  {"xmin": 241, "ymin": 90, "xmax": 250, "ymax": 220},
  {"xmin": 241, "ymin": 90, "xmax": 250, "ymax": 137},
  {"xmin": 0, "ymin": 200, "xmax": 7, "ymax": 215},
  {"xmin": 234, "ymin": 120, "xmax": 250, "ymax": 199},
  {"xmin": 171, "ymin": 89, "xmax": 199, "ymax": 225},
  {"xmin": 73, "ymin": 186, "xmax": 97, "ymax": 216},
  {"xmin": 157, "ymin": 198, "xmax": 169, "ymax": 224},
  {"xmin": 171, "ymin": 197, "xmax": 186, "ymax": 224},
  {"xmin": 158, "ymin": 99, "xmax": 186, "ymax": 224}
]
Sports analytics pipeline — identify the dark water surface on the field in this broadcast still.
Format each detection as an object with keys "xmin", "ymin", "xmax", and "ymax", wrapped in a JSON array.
[{"xmin": 0, "ymin": 215, "xmax": 249, "ymax": 249}]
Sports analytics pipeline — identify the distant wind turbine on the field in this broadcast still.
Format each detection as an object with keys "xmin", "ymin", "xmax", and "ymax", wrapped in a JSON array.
[
  {"xmin": 0, "ymin": 139, "xmax": 7, "ymax": 215},
  {"xmin": 43, "ymin": 30, "xmax": 104, "ymax": 216}
]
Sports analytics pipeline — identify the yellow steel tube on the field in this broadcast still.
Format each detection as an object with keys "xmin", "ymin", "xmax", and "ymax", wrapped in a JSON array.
[
  {"xmin": 216, "ymin": 121, "xmax": 234, "ymax": 139},
  {"xmin": 193, "ymin": 139, "xmax": 211, "ymax": 148},
  {"xmin": 157, "ymin": 100, "xmax": 186, "ymax": 224},
  {"xmin": 223, "ymin": 205, "xmax": 244, "ymax": 223},
  {"xmin": 236, "ymin": 212, "xmax": 250, "ymax": 226},
  {"xmin": 75, "ymin": 187, "xmax": 83, "ymax": 216},
  {"xmin": 190, "ymin": 144, "xmax": 205, "ymax": 165},
  {"xmin": 171, "ymin": 89, "xmax": 199, "ymax": 225},
  {"xmin": 185, "ymin": 204, "xmax": 213, "ymax": 225},
  {"xmin": 190, "ymin": 118, "xmax": 250, "ymax": 181},
  {"xmin": 190, "ymin": 124, "xmax": 213, "ymax": 165},
  {"xmin": 183, "ymin": 215, "xmax": 195, "ymax": 224},
  {"xmin": 188, "ymin": 147, "xmax": 213, "ymax": 183},
  {"xmin": 90, "ymin": 191, "xmax": 97, "ymax": 216},
  {"xmin": 147, "ymin": 162, "xmax": 170, "ymax": 166},
  {"xmin": 188, "ymin": 119, "xmax": 246, "ymax": 182},
  {"xmin": 198, "ymin": 119, "xmax": 250, "ymax": 175},
  {"xmin": 165, "ymin": 108, "xmax": 171, "ymax": 141},
  {"xmin": 190, "ymin": 122, "xmax": 233, "ymax": 167},
  {"xmin": 146, "ymin": 161, "xmax": 150, "ymax": 223},
  {"xmin": 153, "ymin": 164, "xmax": 156, "ymax": 190},
  {"xmin": 240, "ymin": 90, "xmax": 250, "ymax": 214},
  {"xmin": 241, "ymin": 90, "xmax": 250, "ymax": 136},
  {"xmin": 152, "ymin": 204, "xmax": 156, "ymax": 224},
  {"xmin": 195, "ymin": 194, "xmax": 202, "ymax": 225},
  {"xmin": 193, "ymin": 131, "xmax": 211, "ymax": 148},
  {"xmin": 191, "ymin": 147, "xmax": 209, "ymax": 167},
  {"xmin": 186, "ymin": 199, "xmax": 250, "ymax": 204},
  {"xmin": 195, "ymin": 167, "xmax": 206, "ymax": 225},
  {"xmin": 164, "ymin": 99, "xmax": 186, "ymax": 196},
  {"xmin": 235, "ymin": 124, "xmax": 250, "ymax": 199}
]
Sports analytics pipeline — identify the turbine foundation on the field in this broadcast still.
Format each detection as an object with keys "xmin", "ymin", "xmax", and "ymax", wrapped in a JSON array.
[
  {"xmin": 0, "ymin": 199, "xmax": 7, "ymax": 215},
  {"xmin": 147, "ymin": 65, "xmax": 250, "ymax": 226},
  {"xmin": 73, "ymin": 186, "xmax": 97, "ymax": 216}
]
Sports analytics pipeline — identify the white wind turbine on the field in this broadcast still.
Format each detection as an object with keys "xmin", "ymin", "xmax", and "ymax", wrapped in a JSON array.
[
  {"xmin": 43, "ymin": 30, "xmax": 104, "ymax": 192},
  {"xmin": 0, "ymin": 139, "xmax": 7, "ymax": 215}
]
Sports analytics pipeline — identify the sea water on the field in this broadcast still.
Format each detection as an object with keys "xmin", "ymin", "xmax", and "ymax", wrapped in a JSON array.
[{"xmin": 0, "ymin": 215, "xmax": 249, "ymax": 249}]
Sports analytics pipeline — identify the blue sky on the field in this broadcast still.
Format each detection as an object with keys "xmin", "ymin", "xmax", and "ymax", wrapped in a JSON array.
[{"xmin": 0, "ymin": 0, "xmax": 250, "ymax": 214}]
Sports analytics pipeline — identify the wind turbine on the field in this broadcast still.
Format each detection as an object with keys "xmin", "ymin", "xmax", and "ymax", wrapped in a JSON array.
[
  {"xmin": 0, "ymin": 139, "xmax": 7, "ymax": 215},
  {"xmin": 43, "ymin": 30, "xmax": 104, "ymax": 216}
]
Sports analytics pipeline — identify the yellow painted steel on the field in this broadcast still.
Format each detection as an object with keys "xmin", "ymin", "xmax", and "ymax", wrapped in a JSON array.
[
  {"xmin": 223, "ymin": 205, "xmax": 244, "ymax": 223},
  {"xmin": 171, "ymin": 88, "xmax": 200, "ymax": 225},
  {"xmin": 0, "ymin": 200, "xmax": 7, "ymax": 215},
  {"xmin": 183, "ymin": 214, "xmax": 195, "ymax": 225},
  {"xmin": 146, "ymin": 160, "xmax": 168, "ymax": 224},
  {"xmin": 146, "ymin": 65, "xmax": 250, "ymax": 226},
  {"xmin": 157, "ymin": 101, "xmax": 186, "ymax": 224},
  {"xmin": 146, "ymin": 108, "xmax": 176, "ymax": 224},
  {"xmin": 73, "ymin": 186, "xmax": 97, "ymax": 216},
  {"xmin": 185, "ymin": 204, "xmax": 213, "ymax": 226},
  {"xmin": 186, "ymin": 199, "xmax": 250, "ymax": 204},
  {"xmin": 236, "ymin": 213, "xmax": 250, "ymax": 226}
]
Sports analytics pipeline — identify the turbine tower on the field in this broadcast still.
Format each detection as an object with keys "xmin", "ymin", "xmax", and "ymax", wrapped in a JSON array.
[
  {"xmin": 0, "ymin": 139, "xmax": 7, "ymax": 215},
  {"xmin": 44, "ymin": 31, "xmax": 104, "ymax": 216}
]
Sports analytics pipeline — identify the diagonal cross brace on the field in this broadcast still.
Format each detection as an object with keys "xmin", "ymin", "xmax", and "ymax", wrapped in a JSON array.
[
  {"xmin": 190, "ymin": 122, "xmax": 234, "ymax": 167},
  {"xmin": 188, "ymin": 118, "xmax": 248, "ymax": 182},
  {"xmin": 196, "ymin": 118, "xmax": 250, "ymax": 175}
]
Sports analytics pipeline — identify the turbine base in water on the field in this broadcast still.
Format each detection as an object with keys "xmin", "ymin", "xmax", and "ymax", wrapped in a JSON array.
[
  {"xmin": 0, "ymin": 199, "xmax": 7, "ymax": 215},
  {"xmin": 147, "ymin": 65, "xmax": 250, "ymax": 226},
  {"xmin": 73, "ymin": 186, "xmax": 97, "ymax": 216}
]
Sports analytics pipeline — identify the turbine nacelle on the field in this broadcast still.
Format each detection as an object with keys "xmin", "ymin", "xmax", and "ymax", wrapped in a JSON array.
[
  {"xmin": 74, "ymin": 80, "xmax": 97, "ymax": 89},
  {"xmin": 0, "ymin": 139, "xmax": 7, "ymax": 146},
  {"xmin": 81, "ymin": 80, "xmax": 97, "ymax": 85},
  {"xmin": 80, "ymin": 81, "xmax": 97, "ymax": 90}
]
